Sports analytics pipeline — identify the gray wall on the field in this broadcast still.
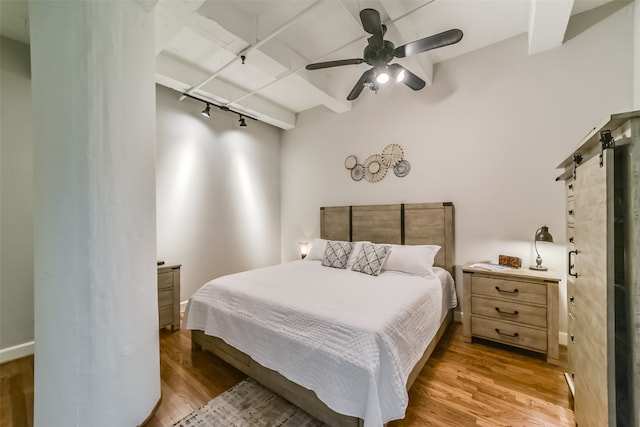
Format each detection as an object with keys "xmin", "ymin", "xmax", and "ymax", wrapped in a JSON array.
[
  {"xmin": 0, "ymin": 36, "xmax": 33, "ymax": 353},
  {"xmin": 280, "ymin": 4, "xmax": 634, "ymax": 334},
  {"xmin": 155, "ymin": 85, "xmax": 282, "ymax": 303}
]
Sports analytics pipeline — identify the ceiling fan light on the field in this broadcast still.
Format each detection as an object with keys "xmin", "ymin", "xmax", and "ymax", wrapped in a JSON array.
[
  {"xmin": 376, "ymin": 72, "xmax": 389, "ymax": 84},
  {"xmin": 395, "ymin": 68, "xmax": 405, "ymax": 82}
]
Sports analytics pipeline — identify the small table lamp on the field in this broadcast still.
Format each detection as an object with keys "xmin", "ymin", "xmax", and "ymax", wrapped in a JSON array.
[
  {"xmin": 298, "ymin": 242, "xmax": 309, "ymax": 259},
  {"xmin": 530, "ymin": 226, "xmax": 553, "ymax": 271}
]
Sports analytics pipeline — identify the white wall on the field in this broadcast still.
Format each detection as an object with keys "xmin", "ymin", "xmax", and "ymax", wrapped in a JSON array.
[
  {"xmin": 156, "ymin": 85, "xmax": 282, "ymax": 302},
  {"xmin": 0, "ymin": 36, "xmax": 34, "ymax": 360},
  {"xmin": 281, "ymin": 5, "xmax": 634, "ymax": 334}
]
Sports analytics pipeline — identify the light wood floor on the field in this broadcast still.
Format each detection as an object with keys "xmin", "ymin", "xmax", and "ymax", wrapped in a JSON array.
[{"xmin": 1, "ymin": 319, "xmax": 574, "ymax": 427}]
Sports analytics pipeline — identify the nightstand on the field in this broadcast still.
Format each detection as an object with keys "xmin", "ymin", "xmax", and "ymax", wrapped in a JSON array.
[
  {"xmin": 462, "ymin": 263, "xmax": 560, "ymax": 365},
  {"xmin": 157, "ymin": 263, "xmax": 181, "ymax": 331}
]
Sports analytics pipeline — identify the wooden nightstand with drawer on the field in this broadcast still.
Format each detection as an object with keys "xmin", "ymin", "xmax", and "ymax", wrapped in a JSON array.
[
  {"xmin": 157, "ymin": 263, "xmax": 181, "ymax": 331},
  {"xmin": 462, "ymin": 263, "xmax": 560, "ymax": 365}
]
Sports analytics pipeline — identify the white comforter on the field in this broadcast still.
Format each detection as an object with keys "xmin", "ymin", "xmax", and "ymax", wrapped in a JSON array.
[{"xmin": 185, "ymin": 260, "xmax": 457, "ymax": 427}]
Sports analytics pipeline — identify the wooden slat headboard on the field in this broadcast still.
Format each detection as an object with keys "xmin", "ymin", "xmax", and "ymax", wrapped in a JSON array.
[{"xmin": 320, "ymin": 202, "xmax": 455, "ymax": 275}]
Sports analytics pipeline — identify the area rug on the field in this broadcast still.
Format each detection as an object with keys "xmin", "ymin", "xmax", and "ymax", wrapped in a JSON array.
[{"xmin": 172, "ymin": 378, "xmax": 328, "ymax": 427}]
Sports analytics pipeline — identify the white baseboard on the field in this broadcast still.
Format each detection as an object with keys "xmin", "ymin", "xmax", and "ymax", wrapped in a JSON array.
[
  {"xmin": 559, "ymin": 331, "xmax": 568, "ymax": 346},
  {"xmin": 180, "ymin": 300, "xmax": 188, "ymax": 313},
  {"xmin": 0, "ymin": 341, "xmax": 34, "ymax": 364}
]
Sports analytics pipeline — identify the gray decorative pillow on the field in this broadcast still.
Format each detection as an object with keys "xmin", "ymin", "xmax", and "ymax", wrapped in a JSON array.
[
  {"xmin": 351, "ymin": 243, "xmax": 392, "ymax": 276},
  {"xmin": 321, "ymin": 240, "xmax": 354, "ymax": 269}
]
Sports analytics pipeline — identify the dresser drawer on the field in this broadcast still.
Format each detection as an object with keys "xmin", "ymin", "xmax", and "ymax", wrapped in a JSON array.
[
  {"xmin": 471, "ymin": 276, "xmax": 546, "ymax": 305},
  {"xmin": 471, "ymin": 296, "xmax": 547, "ymax": 328},
  {"xmin": 157, "ymin": 264, "xmax": 181, "ymax": 331},
  {"xmin": 159, "ymin": 306, "xmax": 174, "ymax": 328},
  {"xmin": 471, "ymin": 317, "xmax": 547, "ymax": 352},
  {"xmin": 158, "ymin": 288, "xmax": 174, "ymax": 309},
  {"xmin": 158, "ymin": 271, "xmax": 174, "ymax": 290}
]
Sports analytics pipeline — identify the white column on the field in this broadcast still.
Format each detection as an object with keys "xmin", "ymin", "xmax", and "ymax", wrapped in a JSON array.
[{"xmin": 29, "ymin": 2, "xmax": 160, "ymax": 426}]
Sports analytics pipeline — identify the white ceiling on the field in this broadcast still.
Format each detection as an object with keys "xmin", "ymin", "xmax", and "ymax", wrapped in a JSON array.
[{"xmin": 0, "ymin": 0, "xmax": 618, "ymax": 129}]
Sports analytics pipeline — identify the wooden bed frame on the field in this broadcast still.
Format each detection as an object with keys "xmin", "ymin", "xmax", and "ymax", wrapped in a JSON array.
[{"xmin": 192, "ymin": 202, "xmax": 455, "ymax": 427}]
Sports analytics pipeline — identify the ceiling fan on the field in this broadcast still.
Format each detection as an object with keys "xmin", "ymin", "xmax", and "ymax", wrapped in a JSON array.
[{"xmin": 305, "ymin": 8, "xmax": 463, "ymax": 100}]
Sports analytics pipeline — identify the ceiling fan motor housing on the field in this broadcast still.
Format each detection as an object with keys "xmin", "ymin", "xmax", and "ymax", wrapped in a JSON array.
[{"xmin": 364, "ymin": 40, "xmax": 396, "ymax": 67}]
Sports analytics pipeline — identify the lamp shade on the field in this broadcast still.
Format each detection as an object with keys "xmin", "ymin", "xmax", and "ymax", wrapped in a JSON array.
[{"xmin": 534, "ymin": 226, "xmax": 553, "ymax": 243}]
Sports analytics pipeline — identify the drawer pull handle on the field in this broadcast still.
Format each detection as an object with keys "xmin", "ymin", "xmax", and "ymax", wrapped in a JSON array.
[
  {"xmin": 568, "ymin": 250, "xmax": 579, "ymax": 278},
  {"xmin": 495, "ymin": 307, "xmax": 519, "ymax": 316},
  {"xmin": 568, "ymin": 184, "xmax": 573, "ymax": 190},
  {"xmin": 495, "ymin": 286, "xmax": 519, "ymax": 294},
  {"xmin": 569, "ymin": 236, "xmax": 574, "ymax": 243},
  {"xmin": 570, "ymin": 334, "xmax": 575, "ymax": 343},
  {"xmin": 570, "ymin": 296, "xmax": 575, "ymax": 305},
  {"xmin": 495, "ymin": 328, "xmax": 519, "ymax": 338},
  {"xmin": 568, "ymin": 209, "xmax": 574, "ymax": 215}
]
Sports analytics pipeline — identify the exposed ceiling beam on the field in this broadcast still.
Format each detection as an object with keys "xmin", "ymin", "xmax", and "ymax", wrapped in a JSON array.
[
  {"xmin": 244, "ymin": 0, "xmax": 444, "ymax": 111},
  {"xmin": 180, "ymin": 0, "xmax": 325, "ymax": 100},
  {"xmin": 154, "ymin": 0, "xmax": 206, "ymax": 55},
  {"xmin": 156, "ymin": 52, "xmax": 296, "ymax": 129},
  {"xmin": 528, "ymin": 0, "xmax": 574, "ymax": 55}
]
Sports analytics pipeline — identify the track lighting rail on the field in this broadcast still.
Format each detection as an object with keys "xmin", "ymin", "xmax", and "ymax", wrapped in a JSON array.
[{"xmin": 181, "ymin": 93, "xmax": 258, "ymax": 125}]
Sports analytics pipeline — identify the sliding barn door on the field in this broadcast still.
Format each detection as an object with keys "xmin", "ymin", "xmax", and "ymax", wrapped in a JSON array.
[{"xmin": 573, "ymin": 152, "xmax": 614, "ymax": 426}]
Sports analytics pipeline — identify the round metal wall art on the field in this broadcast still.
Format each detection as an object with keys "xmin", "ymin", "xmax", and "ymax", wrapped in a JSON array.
[
  {"xmin": 346, "ymin": 144, "xmax": 408, "ymax": 183},
  {"xmin": 363, "ymin": 154, "xmax": 387, "ymax": 183},
  {"xmin": 344, "ymin": 155, "xmax": 357, "ymax": 170},
  {"xmin": 393, "ymin": 159, "xmax": 411, "ymax": 177},
  {"xmin": 381, "ymin": 144, "xmax": 404, "ymax": 167},
  {"xmin": 350, "ymin": 164, "xmax": 365, "ymax": 181}
]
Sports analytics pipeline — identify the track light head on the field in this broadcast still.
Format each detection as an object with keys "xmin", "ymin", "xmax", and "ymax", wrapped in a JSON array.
[
  {"xmin": 239, "ymin": 115, "xmax": 247, "ymax": 127},
  {"xmin": 201, "ymin": 103, "xmax": 211, "ymax": 118}
]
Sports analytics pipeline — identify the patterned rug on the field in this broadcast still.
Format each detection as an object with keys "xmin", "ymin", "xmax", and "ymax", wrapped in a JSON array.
[{"xmin": 172, "ymin": 378, "xmax": 328, "ymax": 427}]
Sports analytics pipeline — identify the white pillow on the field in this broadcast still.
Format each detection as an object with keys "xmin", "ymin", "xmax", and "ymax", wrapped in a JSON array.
[
  {"xmin": 382, "ymin": 244, "xmax": 440, "ymax": 278},
  {"xmin": 346, "ymin": 241, "xmax": 371, "ymax": 268},
  {"xmin": 306, "ymin": 238, "xmax": 327, "ymax": 261}
]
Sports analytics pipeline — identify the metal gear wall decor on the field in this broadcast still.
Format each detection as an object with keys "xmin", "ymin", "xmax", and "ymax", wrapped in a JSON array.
[{"xmin": 346, "ymin": 144, "xmax": 409, "ymax": 183}]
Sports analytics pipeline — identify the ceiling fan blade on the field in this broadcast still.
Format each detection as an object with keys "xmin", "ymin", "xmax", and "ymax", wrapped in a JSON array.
[
  {"xmin": 394, "ymin": 29, "xmax": 463, "ymax": 58},
  {"xmin": 305, "ymin": 58, "xmax": 364, "ymax": 70},
  {"xmin": 347, "ymin": 69, "xmax": 374, "ymax": 101},
  {"xmin": 390, "ymin": 64, "xmax": 426, "ymax": 91},
  {"xmin": 360, "ymin": 8, "xmax": 383, "ymax": 48}
]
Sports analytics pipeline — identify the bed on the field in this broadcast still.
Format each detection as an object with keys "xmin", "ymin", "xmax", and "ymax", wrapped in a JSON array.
[{"xmin": 186, "ymin": 202, "xmax": 456, "ymax": 427}]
